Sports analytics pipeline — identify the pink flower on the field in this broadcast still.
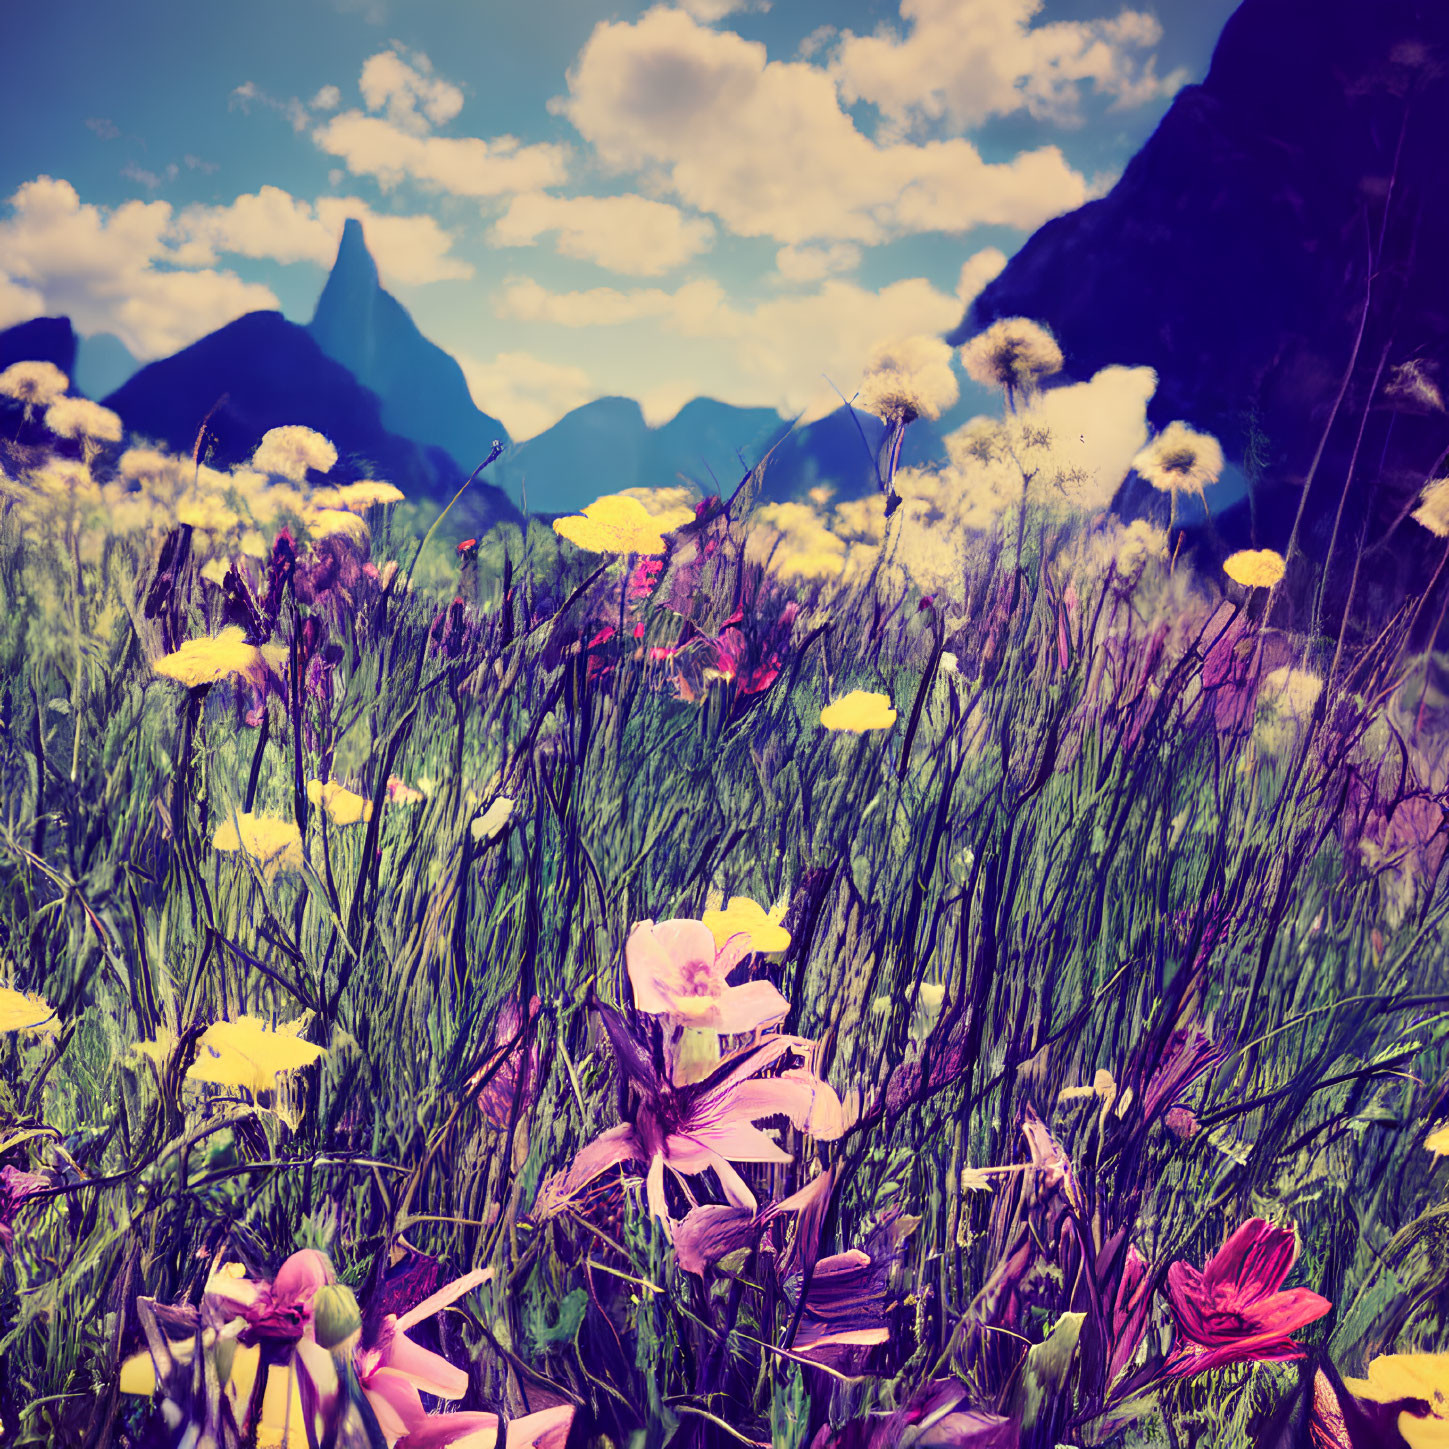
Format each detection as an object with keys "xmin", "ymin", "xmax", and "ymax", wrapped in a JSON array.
[
  {"xmin": 626, "ymin": 918, "xmax": 789, "ymax": 1035},
  {"xmin": 398, "ymin": 1403, "xmax": 574, "ymax": 1449},
  {"xmin": 543, "ymin": 1033, "xmax": 847, "ymax": 1222},
  {"xmin": 354, "ymin": 1268, "xmax": 491, "ymax": 1440},
  {"xmin": 205, "ymin": 1247, "xmax": 335, "ymax": 1342},
  {"xmin": 1164, "ymin": 1218, "xmax": 1331, "ymax": 1376}
]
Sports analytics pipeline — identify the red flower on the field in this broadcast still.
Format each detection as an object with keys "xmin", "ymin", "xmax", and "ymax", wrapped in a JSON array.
[{"xmin": 1164, "ymin": 1219, "xmax": 1331, "ymax": 1376}]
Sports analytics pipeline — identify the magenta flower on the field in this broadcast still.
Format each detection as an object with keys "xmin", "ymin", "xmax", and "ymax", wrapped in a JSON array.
[
  {"xmin": 205, "ymin": 1247, "xmax": 336, "ymax": 1342},
  {"xmin": 1164, "ymin": 1218, "xmax": 1331, "ymax": 1376},
  {"xmin": 627, "ymin": 918, "xmax": 789, "ymax": 1035}
]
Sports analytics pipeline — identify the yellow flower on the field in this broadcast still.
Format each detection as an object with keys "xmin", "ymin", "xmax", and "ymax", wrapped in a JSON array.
[
  {"xmin": 1426, "ymin": 1124, "xmax": 1449, "ymax": 1154},
  {"xmin": 820, "ymin": 689, "xmax": 897, "ymax": 732},
  {"xmin": 154, "ymin": 626, "xmax": 286, "ymax": 690},
  {"xmin": 553, "ymin": 495, "xmax": 667, "ymax": 555},
  {"xmin": 0, "ymin": 986, "xmax": 60, "ymax": 1036},
  {"xmin": 212, "ymin": 813, "xmax": 304, "ymax": 877},
  {"xmin": 1343, "ymin": 1352, "xmax": 1449, "ymax": 1449},
  {"xmin": 1222, "ymin": 548, "xmax": 1286, "ymax": 589},
  {"xmin": 306, "ymin": 780, "xmax": 374, "ymax": 826},
  {"xmin": 702, "ymin": 895, "xmax": 791, "ymax": 953},
  {"xmin": 131, "ymin": 1030, "xmax": 176, "ymax": 1070},
  {"xmin": 187, "ymin": 1016, "xmax": 326, "ymax": 1093}
]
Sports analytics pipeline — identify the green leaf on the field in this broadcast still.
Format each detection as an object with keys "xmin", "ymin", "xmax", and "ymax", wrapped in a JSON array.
[{"xmin": 1006, "ymin": 1310, "xmax": 1085, "ymax": 1432}]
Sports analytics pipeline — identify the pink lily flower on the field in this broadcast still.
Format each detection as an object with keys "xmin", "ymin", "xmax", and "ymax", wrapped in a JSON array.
[
  {"xmin": 627, "ymin": 918, "xmax": 789, "ymax": 1035},
  {"xmin": 397, "ymin": 1402, "xmax": 575, "ymax": 1449},
  {"xmin": 544, "ymin": 1033, "xmax": 847, "ymax": 1222},
  {"xmin": 1165, "ymin": 1218, "xmax": 1331, "ymax": 1376},
  {"xmin": 356, "ymin": 1268, "xmax": 493, "ymax": 1440}
]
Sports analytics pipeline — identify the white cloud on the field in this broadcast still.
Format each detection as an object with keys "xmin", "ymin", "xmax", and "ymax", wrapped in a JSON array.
[
  {"xmin": 0, "ymin": 176, "xmax": 278, "ymax": 359},
  {"xmin": 488, "ymin": 192, "xmax": 714, "ymax": 276},
  {"xmin": 497, "ymin": 271, "xmax": 965, "ymax": 422},
  {"xmin": 358, "ymin": 48, "xmax": 463, "ymax": 134},
  {"xmin": 456, "ymin": 348, "xmax": 597, "ymax": 441},
  {"xmin": 171, "ymin": 186, "xmax": 472, "ymax": 284},
  {"xmin": 497, "ymin": 275, "xmax": 727, "ymax": 328},
  {"xmin": 230, "ymin": 80, "xmax": 309, "ymax": 132},
  {"xmin": 557, "ymin": 7, "xmax": 1090, "ymax": 245},
  {"xmin": 955, "ymin": 246, "xmax": 1008, "ymax": 305},
  {"xmin": 315, "ymin": 48, "xmax": 568, "ymax": 197},
  {"xmin": 676, "ymin": 0, "xmax": 770, "ymax": 19},
  {"xmin": 310, "ymin": 84, "xmax": 343, "ymax": 112},
  {"xmin": 315, "ymin": 112, "xmax": 568, "ymax": 196},
  {"xmin": 830, "ymin": 0, "xmax": 1175, "ymax": 134},
  {"xmin": 775, "ymin": 242, "xmax": 861, "ymax": 283},
  {"xmin": 1020, "ymin": 365, "xmax": 1158, "ymax": 502}
]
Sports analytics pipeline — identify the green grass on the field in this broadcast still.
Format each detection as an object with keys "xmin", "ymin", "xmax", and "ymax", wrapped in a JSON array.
[{"xmin": 0, "ymin": 450, "xmax": 1447, "ymax": 1449}]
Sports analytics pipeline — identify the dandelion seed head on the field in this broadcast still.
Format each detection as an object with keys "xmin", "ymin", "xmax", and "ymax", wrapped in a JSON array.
[
  {"xmin": 252, "ymin": 425, "xmax": 338, "ymax": 482},
  {"xmin": 1132, "ymin": 421, "xmax": 1224, "ymax": 496},
  {"xmin": 44, "ymin": 396, "xmax": 123, "ymax": 444},
  {"xmin": 856, "ymin": 334, "xmax": 959, "ymax": 424},
  {"xmin": 959, "ymin": 317, "xmax": 1063, "ymax": 400},
  {"xmin": 0, "ymin": 360, "xmax": 69, "ymax": 407}
]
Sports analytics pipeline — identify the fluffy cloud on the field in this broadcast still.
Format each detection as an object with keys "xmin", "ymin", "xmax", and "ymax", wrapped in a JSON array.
[
  {"xmin": 456, "ymin": 349, "xmax": 597, "ymax": 441},
  {"xmin": 775, "ymin": 242, "xmax": 861, "ymax": 283},
  {"xmin": 488, "ymin": 192, "xmax": 714, "ymax": 276},
  {"xmin": 497, "ymin": 272, "xmax": 964, "ymax": 422},
  {"xmin": 830, "ymin": 0, "xmax": 1179, "ymax": 133},
  {"xmin": 172, "ymin": 186, "xmax": 472, "ymax": 284},
  {"xmin": 358, "ymin": 48, "xmax": 463, "ymax": 133},
  {"xmin": 0, "ymin": 177, "xmax": 277, "ymax": 359},
  {"xmin": 955, "ymin": 247, "xmax": 1008, "ymax": 305},
  {"xmin": 316, "ymin": 48, "xmax": 568, "ymax": 196},
  {"xmin": 311, "ymin": 84, "xmax": 342, "ymax": 112},
  {"xmin": 230, "ymin": 81, "xmax": 309, "ymax": 132},
  {"xmin": 557, "ymin": 7, "xmax": 1090, "ymax": 245}
]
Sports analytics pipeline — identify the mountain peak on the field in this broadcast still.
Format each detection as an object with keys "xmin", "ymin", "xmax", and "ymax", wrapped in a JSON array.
[{"xmin": 312, "ymin": 218, "xmax": 380, "ymax": 337}]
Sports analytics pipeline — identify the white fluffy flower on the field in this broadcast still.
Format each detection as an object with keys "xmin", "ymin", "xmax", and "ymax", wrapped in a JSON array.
[
  {"xmin": 1131, "ymin": 421, "xmax": 1224, "ymax": 497},
  {"xmin": 1412, "ymin": 476, "xmax": 1449, "ymax": 537},
  {"xmin": 43, "ymin": 396, "xmax": 123, "ymax": 444},
  {"xmin": 856, "ymin": 335, "xmax": 960, "ymax": 424},
  {"xmin": 1260, "ymin": 667, "xmax": 1323, "ymax": 721},
  {"xmin": 0, "ymin": 360, "xmax": 69, "ymax": 407},
  {"xmin": 1114, "ymin": 519, "xmax": 1170, "ymax": 578},
  {"xmin": 959, "ymin": 318, "xmax": 1063, "ymax": 402},
  {"xmin": 252, "ymin": 426, "xmax": 338, "ymax": 482}
]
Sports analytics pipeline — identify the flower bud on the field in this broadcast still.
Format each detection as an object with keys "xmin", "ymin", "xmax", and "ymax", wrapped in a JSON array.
[{"xmin": 311, "ymin": 1282, "xmax": 362, "ymax": 1351}]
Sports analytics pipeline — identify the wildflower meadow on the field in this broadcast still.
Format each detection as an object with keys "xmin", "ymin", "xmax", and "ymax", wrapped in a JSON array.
[{"xmin": 3, "ymin": 323, "xmax": 1449, "ymax": 1449}]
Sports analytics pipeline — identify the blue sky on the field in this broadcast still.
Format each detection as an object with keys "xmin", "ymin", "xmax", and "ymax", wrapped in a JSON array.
[{"xmin": 2, "ymin": 0, "xmax": 1239, "ymax": 439}]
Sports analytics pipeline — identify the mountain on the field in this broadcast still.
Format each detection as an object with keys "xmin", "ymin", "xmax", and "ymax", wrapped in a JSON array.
[
  {"xmin": 102, "ymin": 310, "xmax": 520, "ymax": 529},
  {"xmin": 74, "ymin": 333, "xmax": 138, "ymax": 400},
  {"xmin": 309, "ymin": 219, "xmax": 510, "ymax": 476},
  {"xmin": 951, "ymin": 0, "xmax": 1449, "ymax": 627},
  {"xmin": 490, "ymin": 394, "xmax": 949, "ymax": 515},
  {"xmin": 0, "ymin": 316, "xmax": 76, "ymax": 379}
]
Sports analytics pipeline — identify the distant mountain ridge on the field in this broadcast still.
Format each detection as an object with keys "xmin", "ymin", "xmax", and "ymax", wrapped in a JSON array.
[
  {"xmin": 309, "ymin": 219, "xmax": 510, "ymax": 477},
  {"xmin": 953, "ymin": 0, "xmax": 1449, "ymax": 623},
  {"xmin": 100, "ymin": 311, "xmax": 520, "ymax": 529}
]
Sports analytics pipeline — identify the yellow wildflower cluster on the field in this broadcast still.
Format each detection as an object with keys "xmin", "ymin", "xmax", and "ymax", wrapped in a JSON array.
[
  {"xmin": 153, "ymin": 626, "xmax": 287, "ymax": 690},
  {"xmin": 212, "ymin": 812, "xmax": 305, "ymax": 877},
  {"xmin": 553, "ymin": 494, "xmax": 670, "ymax": 555}
]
